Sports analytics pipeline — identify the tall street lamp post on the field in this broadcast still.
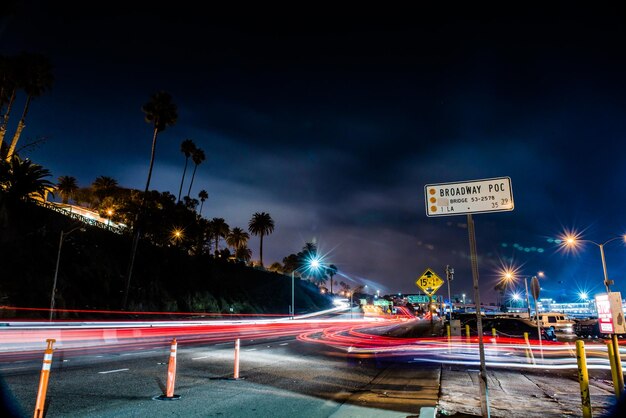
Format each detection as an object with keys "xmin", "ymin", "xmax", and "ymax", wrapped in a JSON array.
[
  {"xmin": 564, "ymin": 234, "xmax": 626, "ymax": 294},
  {"xmin": 563, "ymin": 233, "xmax": 626, "ymax": 395},
  {"xmin": 50, "ymin": 225, "xmax": 85, "ymax": 321},
  {"xmin": 291, "ymin": 257, "xmax": 323, "ymax": 319}
]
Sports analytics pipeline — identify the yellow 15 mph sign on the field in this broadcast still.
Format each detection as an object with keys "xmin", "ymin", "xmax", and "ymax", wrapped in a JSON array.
[{"xmin": 416, "ymin": 268, "xmax": 444, "ymax": 296}]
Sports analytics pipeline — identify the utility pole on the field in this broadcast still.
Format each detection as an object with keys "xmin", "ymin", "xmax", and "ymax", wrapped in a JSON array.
[{"xmin": 445, "ymin": 265, "xmax": 454, "ymax": 322}]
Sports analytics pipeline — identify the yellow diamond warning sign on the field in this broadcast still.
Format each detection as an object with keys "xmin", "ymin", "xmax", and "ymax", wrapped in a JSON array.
[{"xmin": 416, "ymin": 268, "xmax": 444, "ymax": 295}]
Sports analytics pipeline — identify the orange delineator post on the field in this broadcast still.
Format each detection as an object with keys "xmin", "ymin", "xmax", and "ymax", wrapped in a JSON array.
[
  {"xmin": 234, "ymin": 338, "xmax": 240, "ymax": 379},
  {"xmin": 166, "ymin": 338, "xmax": 177, "ymax": 397},
  {"xmin": 34, "ymin": 339, "xmax": 56, "ymax": 418}
]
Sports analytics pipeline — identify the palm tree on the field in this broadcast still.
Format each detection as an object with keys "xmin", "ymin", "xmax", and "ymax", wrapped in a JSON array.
[
  {"xmin": 0, "ymin": 155, "xmax": 54, "ymax": 202},
  {"xmin": 326, "ymin": 264, "xmax": 338, "ymax": 295},
  {"xmin": 226, "ymin": 227, "xmax": 249, "ymax": 252},
  {"xmin": 186, "ymin": 147, "xmax": 205, "ymax": 199},
  {"xmin": 235, "ymin": 246, "xmax": 252, "ymax": 263},
  {"xmin": 57, "ymin": 175, "xmax": 78, "ymax": 204},
  {"xmin": 198, "ymin": 189, "xmax": 208, "ymax": 215},
  {"xmin": 124, "ymin": 91, "xmax": 178, "ymax": 309},
  {"xmin": 177, "ymin": 139, "xmax": 196, "ymax": 202},
  {"xmin": 209, "ymin": 217, "xmax": 230, "ymax": 255},
  {"xmin": 139, "ymin": 91, "xmax": 177, "ymax": 201},
  {"xmin": 248, "ymin": 212, "xmax": 274, "ymax": 267},
  {"xmin": 5, "ymin": 53, "xmax": 54, "ymax": 161},
  {"xmin": 0, "ymin": 54, "xmax": 21, "ymax": 157},
  {"xmin": 92, "ymin": 175, "xmax": 118, "ymax": 202}
]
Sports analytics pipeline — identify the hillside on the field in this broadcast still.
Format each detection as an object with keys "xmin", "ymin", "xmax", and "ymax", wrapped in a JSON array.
[{"xmin": 0, "ymin": 201, "xmax": 333, "ymax": 319}]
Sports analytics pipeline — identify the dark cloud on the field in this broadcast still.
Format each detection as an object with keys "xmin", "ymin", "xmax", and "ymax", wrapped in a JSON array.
[{"xmin": 2, "ymin": 1, "xmax": 626, "ymax": 301}]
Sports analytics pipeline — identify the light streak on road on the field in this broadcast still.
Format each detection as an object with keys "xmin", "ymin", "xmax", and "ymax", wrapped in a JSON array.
[{"xmin": 297, "ymin": 323, "xmax": 626, "ymax": 372}]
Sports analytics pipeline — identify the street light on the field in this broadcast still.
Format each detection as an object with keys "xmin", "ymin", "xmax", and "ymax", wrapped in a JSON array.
[
  {"xmin": 290, "ymin": 256, "xmax": 323, "ymax": 319},
  {"xmin": 500, "ymin": 268, "xmax": 541, "ymax": 319},
  {"xmin": 106, "ymin": 208, "xmax": 114, "ymax": 227},
  {"xmin": 562, "ymin": 233, "xmax": 626, "ymax": 294},
  {"xmin": 562, "ymin": 232, "xmax": 626, "ymax": 394},
  {"xmin": 50, "ymin": 225, "xmax": 86, "ymax": 321}
]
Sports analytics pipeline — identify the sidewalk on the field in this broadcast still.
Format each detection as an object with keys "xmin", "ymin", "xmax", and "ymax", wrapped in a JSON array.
[{"xmin": 437, "ymin": 366, "xmax": 617, "ymax": 417}]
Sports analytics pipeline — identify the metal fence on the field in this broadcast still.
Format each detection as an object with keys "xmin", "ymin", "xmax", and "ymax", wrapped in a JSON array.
[{"xmin": 36, "ymin": 201, "xmax": 127, "ymax": 235}]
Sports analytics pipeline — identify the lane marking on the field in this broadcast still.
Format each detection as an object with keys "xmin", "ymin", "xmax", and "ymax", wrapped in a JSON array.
[
  {"xmin": 98, "ymin": 368, "xmax": 129, "ymax": 374},
  {"xmin": 0, "ymin": 366, "xmax": 30, "ymax": 371},
  {"xmin": 120, "ymin": 351, "xmax": 155, "ymax": 356},
  {"xmin": 279, "ymin": 343, "xmax": 289, "ymax": 346},
  {"xmin": 245, "ymin": 348, "xmax": 257, "ymax": 351},
  {"xmin": 192, "ymin": 356, "xmax": 210, "ymax": 360}
]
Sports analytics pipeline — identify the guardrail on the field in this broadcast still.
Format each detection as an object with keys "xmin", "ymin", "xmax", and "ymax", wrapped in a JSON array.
[{"xmin": 36, "ymin": 201, "xmax": 127, "ymax": 235}]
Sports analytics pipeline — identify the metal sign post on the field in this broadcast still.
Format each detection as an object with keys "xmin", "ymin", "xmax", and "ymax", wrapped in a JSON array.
[
  {"xmin": 467, "ymin": 214, "xmax": 490, "ymax": 418},
  {"xmin": 530, "ymin": 276, "xmax": 543, "ymax": 360},
  {"xmin": 425, "ymin": 177, "xmax": 514, "ymax": 418}
]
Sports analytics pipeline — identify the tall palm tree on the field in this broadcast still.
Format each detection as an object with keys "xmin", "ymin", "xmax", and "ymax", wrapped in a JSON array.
[
  {"xmin": 57, "ymin": 175, "xmax": 78, "ymax": 204},
  {"xmin": 198, "ymin": 189, "xmax": 208, "ymax": 215},
  {"xmin": 139, "ymin": 91, "xmax": 177, "ymax": 201},
  {"xmin": 5, "ymin": 53, "xmax": 54, "ymax": 161},
  {"xmin": 124, "ymin": 91, "xmax": 178, "ymax": 309},
  {"xmin": 226, "ymin": 227, "xmax": 249, "ymax": 253},
  {"xmin": 177, "ymin": 139, "xmax": 196, "ymax": 203},
  {"xmin": 0, "ymin": 155, "xmax": 54, "ymax": 202},
  {"xmin": 326, "ymin": 264, "xmax": 338, "ymax": 295},
  {"xmin": 186, "ymin": 147, "xmax": 205, "ymax": 199},
  {"xmin": 0, "ymin": 54, "xmax": 21, "ymax": 157},
  {"xmin": 248, "ymin": 212, "xmax": 274, "ymax": 267}
]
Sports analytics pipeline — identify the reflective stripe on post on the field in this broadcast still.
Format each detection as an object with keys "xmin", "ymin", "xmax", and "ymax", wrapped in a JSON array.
[
  {"xmin": 34, "ymin": 339, "xmax": 56, "ymax": 418},
  {"xmin": 155, "ymin": 338, "xmax": 180, "ymax": 400},
  {"xmin": 166, "ymin": 338, "xmax": 177, "ymax": 398},
  {"xmin": 234, "ymin": 338, "xmax": 240, "ymax": 379}
]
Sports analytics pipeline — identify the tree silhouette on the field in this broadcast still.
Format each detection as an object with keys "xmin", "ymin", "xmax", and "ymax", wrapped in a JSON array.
[
  {"xmin": 248, "ymin": 212, "xmax": 274, "ymax": 267},
  {"xmin": 326, "ymin": 264, "xmax": 338, "ymax": 295},
  {"xmin": 177, "ymin": 139, "xmax": 196, "ymax": 202},
  {"xmin": 198, "ymin": 189, "xmax": 208, "ymax": 215},
  {"xmin": 5, "ymin": 53, "xmax": 54, "ymax": 161},
  {"xmin": 124, "ymin": 91, "xmax": 178, "ymax": 309},
  {"xmin": 57, "ymin": 175, "xmax": 78, "ymax": 204},
  {"xmin": 0, "ymin": 155, "xmax": 54, "ymax": 202},
  {"xmin": 186, "ymin": 147, "xmax": 205, "ymax": 199}
]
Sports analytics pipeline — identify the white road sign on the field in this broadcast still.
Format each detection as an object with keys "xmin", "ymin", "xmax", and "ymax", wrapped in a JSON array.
[{"xmin": 424, "ymin": 177, "xmax": 514, "ymax": 217}]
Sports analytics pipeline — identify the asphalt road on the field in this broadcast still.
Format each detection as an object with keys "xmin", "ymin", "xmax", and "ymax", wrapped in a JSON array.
[{"xmin": 0, "ymin": 318, "xmax": 621, "ymax": 417}]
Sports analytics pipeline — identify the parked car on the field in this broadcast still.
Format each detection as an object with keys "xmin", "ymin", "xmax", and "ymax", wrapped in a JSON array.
[
  {"xmin": 574, "ymin": 318, "xmax": 626, "ymax": 339},
  {"xmin": 463, "ymin": 316, "xmax": 557, "ymax": 341},
  {"xmin": 531, "ymin": 312, "xmax": 575, "ymax": 334}
]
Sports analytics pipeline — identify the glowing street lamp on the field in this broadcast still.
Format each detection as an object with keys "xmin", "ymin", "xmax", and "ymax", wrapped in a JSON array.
[
  {"xmin": 106, "ymin": 208, "xmax": 114, "ymax": 226},
  {"xmin": 562, "ymin": 232, "xmax": 626, "ymax": 293},
  {"xmin": 500, "ymin": 268, "xmax": 541, "ymax": 319},
  {"xmin": 172, "ymin": 228, "xmax": 183, "ymax": 242},
  {"xmin": 511, "ymin": 292, "xmax": 521, "ymax": 308},
  {"xmin": 291, "ymin": 256, "xmax": 323, "ymax": 319}
]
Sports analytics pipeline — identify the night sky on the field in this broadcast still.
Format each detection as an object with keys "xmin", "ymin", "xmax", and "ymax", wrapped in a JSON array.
[{"xmin": 2, "ymin": 2, "xmax": 626, "ymax": 303}]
